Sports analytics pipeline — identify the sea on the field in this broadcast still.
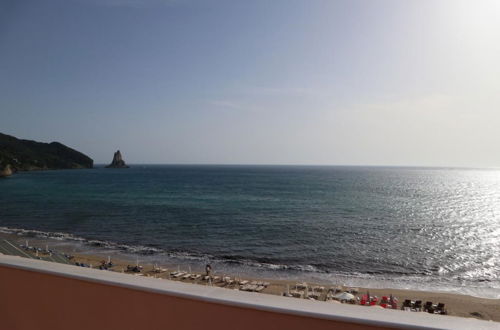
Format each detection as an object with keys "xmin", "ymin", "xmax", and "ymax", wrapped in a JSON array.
[{"xmin": 1, "ymin": 165, "xmax": 499, "ymax": 298}]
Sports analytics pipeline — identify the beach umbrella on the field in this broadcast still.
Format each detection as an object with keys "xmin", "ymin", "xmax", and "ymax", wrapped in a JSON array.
[{"xmin": 334, "ymin": 292, "xmax": 355, "ymax": 301}]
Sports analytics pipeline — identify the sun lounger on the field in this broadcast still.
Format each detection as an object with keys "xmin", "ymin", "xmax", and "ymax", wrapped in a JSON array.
[
  {"xmin": 255, "ymin": 285, "xmax": 265, "ymax": 292},
  {"xmin": 182, "ymin": 273, "xmax": 192, "ymax": 280},
  {"xmin": 190, "ymin": 274, "xmax": 201, "ymax": 280},
  {"xmin": 295, "ymin": 283, "xmax": 308, "ymax": 290},
  {"xmin": 328, "ymin": 286, "xmax": 341, "ymax": 293},
  {"xmin": 126, "ymin": 265, "xmax": 142, "ymax": 273},
  {"xmin": 434, "ymin": 303, "xmax": 446, "ymax": 315},
  {"xmin": 239, "ymin": 280, "xmax": 249, "ymax": 285},
  {"xmin": 240, "ymin": 284, "xmax": 253, "ymax": 291},
  {"xmin": 290, "ymin": 291, "xmax": 304, "ymax": 298},
  {"xmin": 307, "ymin": 292, "xmax": 320, "ymax": 300},
  {"xmin": 222, "ymin": 276, "xmax": 234, "ymax": 284},
  {"xmin": 313, "ymin": 286, "xmax": 324, "ymax": 292},
  {"xmin": 240, "ymin": 284, "xmax": 259, "ymax": 292},
  {"xmin": 423, "ymin": 301, "xmax": 433, "ymax": 312},
  {"xmin": 153, "ymin": 267, "xmax": 167, "ymax": 273},
  {"xmin": 401, "ymin": 299, "xmax": 414, "ymax": 310},
  {"xmin": 173, "ymin": 272, "xmax": 186, "ymax": 278},
  {"xmin": 348, "ymin": 287, "xmax": 359, "ymax": 294}
]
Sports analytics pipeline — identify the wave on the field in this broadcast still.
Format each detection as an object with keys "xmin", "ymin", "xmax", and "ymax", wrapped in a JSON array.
[
  {"xmin": 0, "ymin": 226, "xmax": 165, "ymax": 255},
  {"xmin": 0, "ymin": 226, "xmax": 320, "ymax": 272}
]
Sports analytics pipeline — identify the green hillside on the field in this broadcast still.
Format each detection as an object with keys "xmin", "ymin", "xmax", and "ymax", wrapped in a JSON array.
[{"xmin": 0, "ymin": 133, "xmax": 93, "ymax": 173}]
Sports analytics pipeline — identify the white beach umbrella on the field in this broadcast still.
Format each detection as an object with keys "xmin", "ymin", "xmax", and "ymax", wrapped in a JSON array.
[{"xmin": 334, "ymin": 292, "xmax": 355, "ymax": 301}]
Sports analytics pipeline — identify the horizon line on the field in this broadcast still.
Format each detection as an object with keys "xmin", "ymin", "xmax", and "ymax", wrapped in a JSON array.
[{"xmin": 92, "ymin": 163, "xmax": 500, "ymax": 170}]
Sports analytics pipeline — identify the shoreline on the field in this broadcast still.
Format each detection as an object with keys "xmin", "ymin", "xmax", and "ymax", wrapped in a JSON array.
[
  {"xmin": 1, "ymin": 233, "xmax": 499, "ymax": 322},
  {"xmin": 1, "ymin": 227, "xmax": 499, "ymax": 300}
]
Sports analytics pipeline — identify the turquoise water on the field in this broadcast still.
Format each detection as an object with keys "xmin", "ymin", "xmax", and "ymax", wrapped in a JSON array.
[{"xmin": 1, "ymin": 165, "xmax": 500, "ymax": 297}]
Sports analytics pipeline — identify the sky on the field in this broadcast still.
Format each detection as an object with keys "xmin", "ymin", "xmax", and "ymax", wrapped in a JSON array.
[{"xmin": 1, "ymin": 0, "xmax": 499, "ymax": 166}]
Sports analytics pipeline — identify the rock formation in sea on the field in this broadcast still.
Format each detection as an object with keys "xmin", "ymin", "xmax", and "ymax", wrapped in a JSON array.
[
  {"xmin": 106, "ymin": 150, "xmax": 129, "ymax": 168},
  {"xmin": 0, "ymin": 164, "xmax": 13, "ymax": 178},
  {"xmin": 0, "ymin": 132, "xmax": 93, "ymax": 173}
]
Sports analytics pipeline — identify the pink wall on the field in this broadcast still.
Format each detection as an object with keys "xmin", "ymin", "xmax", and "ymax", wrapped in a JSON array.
[{"xmin": 0, "ymin": 266, "xmax": 393, "ymax": 330}]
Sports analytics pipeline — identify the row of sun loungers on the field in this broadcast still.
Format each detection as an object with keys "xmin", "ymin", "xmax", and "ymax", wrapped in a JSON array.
[
  {"xmin": 240, "ymin": 281, "xmax": 269, "ymax": 292},
  {"xmin": 170, "ymin": 271, "xmax": 186, "ymax": 278},
  {"xmin": 75, "ymin": 262, "xmax": 91, "ymax": 267},
  {"xmin": 240, "ymin": 284, "xmax": 265, "ymax": 292},
  {"xmin": 401, "ymin": 300, "xmax": 447, "ymax": 314},
  {"xmin": 163, "ymin": 272, "xmax": 269, "ymax": 292}
]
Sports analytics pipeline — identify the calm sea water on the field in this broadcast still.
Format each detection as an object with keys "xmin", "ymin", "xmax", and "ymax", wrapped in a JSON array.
[{"xmin": 1, "ymin": 165, "xmax": 500, "ymax": 298}]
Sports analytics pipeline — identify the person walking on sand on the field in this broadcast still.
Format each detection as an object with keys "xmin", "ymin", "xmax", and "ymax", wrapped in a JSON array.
[{"xmin": 205, "ymin": 264, "xmax": 212, "ymax": 277}]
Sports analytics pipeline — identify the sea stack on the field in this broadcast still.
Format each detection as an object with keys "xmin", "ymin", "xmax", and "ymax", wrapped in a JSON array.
[
  {"xmin": 0, "ymin": 164, "xmax": 13, "ymax": 178},
  {"xmin": 106, "ymin": 150, "xmax": 129, "ymax": 168}
]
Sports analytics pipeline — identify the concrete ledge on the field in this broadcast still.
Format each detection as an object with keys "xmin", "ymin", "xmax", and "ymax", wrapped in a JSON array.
[{"xmin": 0, "ymin": 254, "xmax": 497, "ymax": 330}]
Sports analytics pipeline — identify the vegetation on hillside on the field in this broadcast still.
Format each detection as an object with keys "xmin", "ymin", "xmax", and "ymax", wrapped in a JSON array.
[{"xmin": 0, "ymin": 132, "xmax": 93, "ymax": 173}]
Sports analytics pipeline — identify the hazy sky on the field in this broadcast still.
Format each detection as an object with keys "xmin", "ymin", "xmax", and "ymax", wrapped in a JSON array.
[{"xmin": 1, "ymin": 0, "xmax": 499, "ymax": 166}]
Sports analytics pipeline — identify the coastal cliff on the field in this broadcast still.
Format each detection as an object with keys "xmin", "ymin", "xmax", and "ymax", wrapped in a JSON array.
[
  {"xmin": 106, "ymin": 150, "xmax": 129, "ymax": 168},
  {"xmin": 0, "ymin": 132, "xmax": 93, "ymax": 174}
]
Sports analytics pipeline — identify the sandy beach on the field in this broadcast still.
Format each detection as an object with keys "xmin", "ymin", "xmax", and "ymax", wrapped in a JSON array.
[{"xmin": 51, "ymin": 248, "xmax": 500, "ymax": 323}]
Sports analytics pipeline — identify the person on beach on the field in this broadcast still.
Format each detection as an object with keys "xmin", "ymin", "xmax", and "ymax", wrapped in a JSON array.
[{"xmin": 205, "ymin": 264, "xmax": 212, "ymax": 277}]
